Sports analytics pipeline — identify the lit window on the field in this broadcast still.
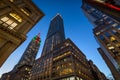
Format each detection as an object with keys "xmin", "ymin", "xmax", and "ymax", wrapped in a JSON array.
[
  {"xmin": 9, "ymin": 13, "xmax": 22, "ymax": 22},
  {"xmin": 20, "ymin": 8, "xmax": 30, "ymax": 16},
  {"xmin": 80, "ymin": 78, "xmax": 83, "ymax": 80},
  {"xmin": 9, "ymin": 22, "xmax": 18, "ymax": 29},
  {"xmin": 112, "ymin": 23, "xmax": 118, "ymax": 27},
  {"xmin": 69, "ymin": 77, "xmax": 75, "ymax": 80},
  {"xmin": 111, "ymin": 30, "xmax": 117, "ymax": 34},
  {"xmin": 110, "ymin": 36, "xmax": 116, "ymax": 41},
  {"xmin": 96, "ymin": 32, "xmax": 100, "ymax": 35},
  {"xmin": 108, "ymin": 46, "xmax": 114, "ymax": 50},
  {"xmin": 3, "ymin": 23, "xmax": 8, "ymax": 27},
  {"xmin": 0, "ymin": 16, "xmax": 18, "ymax": 29},
  {"xmin": 116, "ymin": 43, "xmax": 120, "ymax": 48},
  {"xmin": 6, "ymin": 19, "xmax": 13, "ymax": 24},
  {"xmin": 56, "ymin": 66, "xmax": 60, "ymax": 70},
  {"xmin": 107, "ymin": 43, "xmax": 111, "ymax": 46},
  {"xmin": 9, "ymin": 0, "xmax": 14, "ymax": 2},
  {"xmin": 65, "ymin": 43, "xmax": 69, "ymax": 46},
  {"xmin": 1, "ymin": 17, "xmax": 9, "ymax": 22}
]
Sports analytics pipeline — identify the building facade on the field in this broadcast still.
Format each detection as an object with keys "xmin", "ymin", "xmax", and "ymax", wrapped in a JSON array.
[
  {"xmin": 88, "ymin": 60, "xmax": 108, "ymax": 80},
  {"xmin": 81, "ymin": 0, "xmax": 120, "ymax": 80},
  {"xmin": 98, "ymin": 48, "xmax": 120, "ymax": 79},
  {"xmin": 0, "ymin": 0, "xmax": 44, "ymax": 67},
  {"xmin": 82, "ymin": 0, "xmax": 120, "ymax": 21},
  {"xmin": 30, "ymin": 14, "xmax": 107, "ymax": 80},
  {"xmin": 0, "ymin": 34, "xmax": 41, "ymax": 80}
]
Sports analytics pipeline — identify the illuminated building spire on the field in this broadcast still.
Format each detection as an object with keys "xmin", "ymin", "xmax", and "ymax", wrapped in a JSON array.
[
  {"xmin": 32, "ymin": 33, "xmax": 41, "ymax": 45},
  {"xmin": 14, "ymin": 33, "xmax": 41, "ymax": 69}
]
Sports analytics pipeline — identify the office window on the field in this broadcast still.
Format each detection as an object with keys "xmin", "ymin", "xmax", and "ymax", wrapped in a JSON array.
[
  {"xmin": 111, "ymin": 30, "xmax": 117, "ymax": 34},
  {"xmin": 0, "ymin": 16, "xmax": 18, "ymax": 29},
  {"xmin": 95, "ymin": 32, "xmax": 100, "ymax": 35},
  {"xmin": 20, "ymin": 8, "xmax": 30, "ymax": 16},
  {"xmin": 112, "ymin": 23, "xmax": 118, "ymax": 27},
  {"xmin": 115, "ymin": 26, "xmax": 120, "ymax": 30},
  {"xmin": 9, "ymin": 12, "xmax": 22, "ymax": 22},
  {"xmin": 110, "ymin": 36, "xmax": 117, "ymax": 42},
  {"xmin": 116, "ymin": 43, "xmax": 120, "ymax": 49},
  {"xmin": 9, "ymin": 0, "xmax": 14, "ymax": 2},
  {"xmin": 99, "ymin": 35, "xmax": 104, "ymax": 40},
  {"xmin": 1, "ymin": 17, "xmax": 9, "ymax": 22},
  {"xmin": 105, "ymin": 32, "xmax": 111, "ymax": 38},
  {"xmin": 9, "ymin": 22, "xmax": 17, "ymax": 29},
  {"xmin": 108, "ymin": 46, "xmax": 114, "ymax": 50}
]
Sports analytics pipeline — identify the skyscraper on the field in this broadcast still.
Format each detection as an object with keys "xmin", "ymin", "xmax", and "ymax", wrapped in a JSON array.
[
  {"xmin": 82, "ymin": 0, "xmax": 120, "ymax": 79},
  {"xmin": 30, "ymin": 14, "xmax": 107, "ymax": 80},
  {"xmin": 0, "ymin": 0, "xmax": 44, "ymax": 67},
  {"xmin": 14, "ymin": 33, "xmax": 41, "ymax": 69},
  {"xmin": 0, "ymin": 34, "xmax": 41, "ymax": 80},
  {"xmin": 41, "ymin": 14, "xmax": 65, "ymax": 56}
]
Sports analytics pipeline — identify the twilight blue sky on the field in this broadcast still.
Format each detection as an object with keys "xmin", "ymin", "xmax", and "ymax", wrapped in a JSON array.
[{"xmin": 0, "ymin": 0, "xmax": 111, "ymax": 78}]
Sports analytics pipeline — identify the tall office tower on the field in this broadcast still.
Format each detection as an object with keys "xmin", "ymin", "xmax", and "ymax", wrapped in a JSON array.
[
  {"xmin": 0, "ymin": 0, "xmax": 44, "ymax": 67},
  {"xmin": 82, "ymin": 0, "xmax": 120, "ymax": 79},
  {"xmin": 83, "ymin": 0, "xmax": 120, "ymax": 21},
  {"xmin": 30, "ymin": 14, "xmax": 107, "ymax": 80},
  {"xmin": 41, "ymin": 14, "xmax": 65, "ymax": 56},
  {"xmin": 0, "ymin": 34, "xmax": 41, "ymax": 80}
]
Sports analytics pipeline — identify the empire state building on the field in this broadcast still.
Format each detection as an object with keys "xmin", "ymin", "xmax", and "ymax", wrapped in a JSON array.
[{"xmin": 0, "ymin": 34, "xmax": 41, "ymax": 80}]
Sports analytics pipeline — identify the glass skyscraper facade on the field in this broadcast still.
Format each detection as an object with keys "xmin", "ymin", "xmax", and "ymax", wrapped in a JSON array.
[
  {"xmin": 82, "ymin": 0, "xmax": 120, "ymax": 21},
  {"xmin": 82, "ymin": 0, "xmax": 120, "ymax": 79},
  {"xmin": 41, "ymin": 14, "xmax": 65, "ymax": 56}
]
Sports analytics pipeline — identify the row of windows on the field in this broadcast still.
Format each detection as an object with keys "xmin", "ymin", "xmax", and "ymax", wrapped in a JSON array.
[
  {"xmin": 61, "ymin": 76, "xmax": 83, "ymax": 80},
  {"xmin": 53, "ymin": 62, "xmax": 72, "ymax": 72},
  {"xmin": 0, "ymin": 16, "xmax": 18, "ymax": 29},
  {"xmin": 53, "ymin": 56, "xmax": 71, "ymax": 66},
  {"xmin": 52, "ymin": 68, "xmax": 73, "ymax": 78},
  {"xmin": 9, "ymin": 12, "xmax": 22, "ymax": 22},
  {"xmin": 32, "ymin": 57, "xmax": 52, "ymax": 74},
  {"xmin": 20, "ymin": 8, "xmax": 30, "ymax": 16},
  {"xmin": 99, "ymin": 32, "xmax": 120, "ymax": 56},
  {"xmin": 53, "ymin": 51, "xmax": 71, "ymax": 61},
  {"xmin": 31, "ymin": 74, "xmax": 50, "ymax": 80},
  {"xmin": 95, "ymin": 23, "xmax": 120, "ymax": 36},
  {"xmin": 99, "ymin": 31, "xmax": 119, "ymax": 41},
  {"xmin": 72, "ymin": 53, "xmax": 88, "ymax": 67},
  {"xmin": 1, "ymin": 0, "xmax": 34, "ymax": 30},
  {"xmin": 9, "ymin": 0, "xmax": 31, "ymax": 16}
]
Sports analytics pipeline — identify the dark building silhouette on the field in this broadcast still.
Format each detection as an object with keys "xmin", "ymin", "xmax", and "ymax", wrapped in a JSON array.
[
  {"xmin": 82, "ymin": 0, "xmax": 120, "ymax": 80},
  {"xmin": 0, "ymin": 0, "xmax": 44, "ymax": 67},
  {"xmin": 88, "ymin": 60, "xmax": 107, "ymax": 80},
  {"xmin": 30, "ymin": 14, "xmax": 107, "ymax": 80},
  {"xmin": 0, "ymin": 34, "xmax": 41, "ymax": 80}
]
